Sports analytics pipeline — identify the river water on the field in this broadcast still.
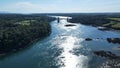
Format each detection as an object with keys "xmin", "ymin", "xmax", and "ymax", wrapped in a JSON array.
[{"xmin": 0, "ymin": 16, "xmax": 120, "ymax": 68}]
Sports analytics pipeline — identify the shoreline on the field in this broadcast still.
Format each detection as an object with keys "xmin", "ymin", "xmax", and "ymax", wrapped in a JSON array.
[
  {"xmin": 0, "ymin": 34, "xmax": 51, "ymax": 57},
  {"xmin": 0, "ymin": 14, "xmax": 54, "ymax": 57}
]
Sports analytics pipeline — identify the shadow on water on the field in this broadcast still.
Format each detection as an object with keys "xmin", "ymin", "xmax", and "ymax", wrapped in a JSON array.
[{"xmin": 0, "ymin": 36, "xmax": 49, "ymax": 60}]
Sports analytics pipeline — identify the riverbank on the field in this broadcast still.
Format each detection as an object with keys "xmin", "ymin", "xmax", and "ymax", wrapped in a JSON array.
[
  {"xmin": 66, "ymin": 13, "xmax": 120, "ymax": 30},
  {"xmin": 0, "ymin": 14, "xmax": 55, "ymax": 56},
  {"xmin": 0, "ymin": 15, "xmax": 120, "ymax": 68}
]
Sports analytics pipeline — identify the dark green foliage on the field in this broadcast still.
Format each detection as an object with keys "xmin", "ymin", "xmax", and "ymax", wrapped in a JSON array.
[
  {"xmin": 68, "ymin": 13, "xmax": 120, "ymax": 29},
  {"xmin": 69, "ymin": 14, "xmax": 111, "ymax": 26},
  {"xmin": 0, "ymin": 14, "xmax": 54, "ymax": 54}
]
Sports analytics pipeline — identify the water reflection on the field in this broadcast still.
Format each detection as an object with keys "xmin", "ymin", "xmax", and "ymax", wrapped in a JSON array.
[
  {"xmin": 53, "ymin": 18, "xmax": 89, "ymax": 68},
  {"xmin": 1, "ymin": 16, "xmax": 120, "ymax": 68},
  {"xmin": 56, "ymin": 36, "xmax": 88, "ymax": 68}
]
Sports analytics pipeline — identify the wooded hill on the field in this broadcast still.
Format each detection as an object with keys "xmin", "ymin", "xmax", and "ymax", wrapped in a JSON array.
[{"xmin": 0, "ymin": 14, "xmax": 54, "ymax": 54}]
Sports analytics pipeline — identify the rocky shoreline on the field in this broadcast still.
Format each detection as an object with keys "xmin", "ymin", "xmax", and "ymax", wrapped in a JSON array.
[
  {"xmin": 93, "ymin": 50, "xmax": 120, "ymax": 68},
  {"xmin": 85, "ymin": 37, "xmax": 120, "ymax": 44}
]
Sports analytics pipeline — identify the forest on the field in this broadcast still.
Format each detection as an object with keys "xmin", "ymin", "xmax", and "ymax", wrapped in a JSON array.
[
  {"xmin": 0, "ymin": 14, "xmax": 54, "ymax": 54},
  {"xmin": 67, "ymin": 13, "xmax": 120, "ymax": 30}
]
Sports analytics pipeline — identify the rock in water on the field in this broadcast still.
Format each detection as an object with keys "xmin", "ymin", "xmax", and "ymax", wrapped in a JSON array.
[
  {"xmin": 107, "ymin": 38, "xmax": 120, "ymax": 44},
  {"xmin": 65, "ymin": 24, "xmax": 76, "ymax": 27},
  {"xmin": 85, "ymin": 38, "xmax": 92, "ymax": 41}
]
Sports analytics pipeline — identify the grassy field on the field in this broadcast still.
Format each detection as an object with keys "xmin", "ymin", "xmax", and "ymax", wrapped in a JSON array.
[
  {"xmin": 21, "ymin": 20, "xmax": 30, "ymax": 25},
  {"xmin": 103, "ymin": 18, "xmax": 120, "ymax": 29},
  {"xmin": 108, "ymin": 18, "xmax": 120, "ymax": 21},
  {"xmin": 17, "ymin": 20, "xmax": 36, "ymax": 26}
]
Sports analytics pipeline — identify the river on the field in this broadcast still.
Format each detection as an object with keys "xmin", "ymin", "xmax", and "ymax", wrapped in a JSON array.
[{"xmin": 0, "ymin": 16, "xmax": 120, "ymax": 68}]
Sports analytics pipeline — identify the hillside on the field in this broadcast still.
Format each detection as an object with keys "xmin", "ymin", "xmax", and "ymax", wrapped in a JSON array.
[
  {"xmin": 0, "ymin": 14, "xmax": 54, "ymax": 55},
  {"xmin": 68, "ymin": 13, "xmax": 120, "ymax": 30}
]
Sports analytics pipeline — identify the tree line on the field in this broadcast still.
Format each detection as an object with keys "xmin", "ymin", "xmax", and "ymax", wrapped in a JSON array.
[
  {"xmin": 0, "ymin": 14, "xmax": 54, "ymax": 54},
  {"xmin": 59, "ymin": 13, "xmax": 120, "ymax": 30}
]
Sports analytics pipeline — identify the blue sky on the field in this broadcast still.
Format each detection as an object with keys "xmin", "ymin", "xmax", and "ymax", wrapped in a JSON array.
[{"xmin": 0, "ymin": 0, "xmax": 120, "ymax": 13}]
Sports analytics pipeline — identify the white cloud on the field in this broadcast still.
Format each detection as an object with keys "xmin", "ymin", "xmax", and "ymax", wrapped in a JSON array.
[
  {"xmin": 0, "ymin": 2, "xmax": 56, "ymax": 13},
  {"xmin": 16, "ymin": 2, "xmax": 34, "ymax": 6},
  {"xmin": 0, "ymin": 1, "xmax": 120, "ymax": 13},
  {"xmin": 10, "ymin": 2, "xmax": 63, "ymax": 13},
  {"xmin": 14, "ymin": 2, "xmax": 41, "ymax": 11}
]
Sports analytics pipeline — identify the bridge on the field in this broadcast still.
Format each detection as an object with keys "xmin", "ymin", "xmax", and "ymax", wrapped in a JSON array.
[
  {"xmin": 54, "ymin": 16, "xmax": 72, "ymax": 23},
  {"xmin": 50, "ymin": 16, "xmax": 72, "ymax": 23}
]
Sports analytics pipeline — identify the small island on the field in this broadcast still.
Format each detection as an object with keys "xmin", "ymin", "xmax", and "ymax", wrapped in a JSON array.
[{"xmin": 65, "ymin": 24, "xmax": 76, "ymax": 27}]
